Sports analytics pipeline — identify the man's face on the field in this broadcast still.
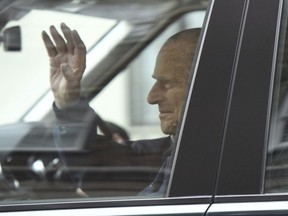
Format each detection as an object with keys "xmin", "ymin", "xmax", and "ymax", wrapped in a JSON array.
[{"xmin": 147, "ymin": 40, "xmax": 194, "ymax": 135}]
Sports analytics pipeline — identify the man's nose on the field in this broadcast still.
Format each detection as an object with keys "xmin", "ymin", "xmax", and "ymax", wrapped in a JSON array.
[{"xmin": 147, "ymin": 82, "xmax": 163, "ymax": 105}]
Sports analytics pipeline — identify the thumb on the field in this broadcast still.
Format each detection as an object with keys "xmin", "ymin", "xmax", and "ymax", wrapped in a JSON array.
[{"xmin": 60, "ymin": 63, "xmax": 74, "ymax": 81}]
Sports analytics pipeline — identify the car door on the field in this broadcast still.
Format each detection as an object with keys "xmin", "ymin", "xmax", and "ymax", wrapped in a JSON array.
[{"xmin": 206, "ymin": 0, "xmax": 288, "ymax": 215}]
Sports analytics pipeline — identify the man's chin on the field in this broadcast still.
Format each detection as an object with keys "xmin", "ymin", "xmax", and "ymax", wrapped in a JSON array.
[{"xmin": 160, "ymin": 122, "xmax": 177, "ymax": 136}]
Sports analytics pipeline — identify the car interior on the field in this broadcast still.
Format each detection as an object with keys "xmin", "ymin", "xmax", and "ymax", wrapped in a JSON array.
[{"xmin": 0, "ymin": 0, "xmax": 207, "ymax": 201}]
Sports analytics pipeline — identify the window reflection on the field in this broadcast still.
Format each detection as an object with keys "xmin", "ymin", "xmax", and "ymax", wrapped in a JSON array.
[
  {"xmin": 266, "ymin": 1, "xmax": 288, "ymax": 193},
  {"xmin": 0, "ymin": 9, "xmax": 116, "ymax": 124},
  {"xmin": 0, "ymin": 0, "xmax": 206, "ymax": 202}
]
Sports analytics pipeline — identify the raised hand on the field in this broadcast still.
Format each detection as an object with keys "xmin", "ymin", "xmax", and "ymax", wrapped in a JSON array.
[{"xmin": 42, "ymin": 23, "xmax": 86, "ymax": 109}]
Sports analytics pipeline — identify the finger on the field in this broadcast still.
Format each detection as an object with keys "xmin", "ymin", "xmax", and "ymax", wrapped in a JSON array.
[
  {"xmin": 50, "ymin": 25, "xmax": 67, "ymax": 54},
  {"xmin": 61, "ymin": 22, "xmax": 75, "ymax": 54},
  {"xmin": 60, "ymin": 63, "xmax": 74, "ymax": 82},
  {"xmin": 72, "ymin": 30, "xmax": 86, "ymax": 59},
  {"xmin": 41, "ymin": 31, "xmax": 57, "ymax": 57}
]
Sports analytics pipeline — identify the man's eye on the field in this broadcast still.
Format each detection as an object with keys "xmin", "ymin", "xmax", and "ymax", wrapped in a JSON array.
[
  {"xmin": 163, "ymin": 81, "xmax": 186, "ymax": 89},
  {"xmin": 161, "ymin": 81, "xmax": 172, "ymax": 89},
  {"xmin": 157, "ymin": 80, "xmax": 176, "ymax": 89}
]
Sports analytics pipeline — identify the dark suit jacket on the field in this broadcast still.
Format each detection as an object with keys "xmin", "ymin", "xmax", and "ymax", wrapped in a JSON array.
[{"xmin": 52, "ymin": 99, "xmax": 172, "ymax": 196}]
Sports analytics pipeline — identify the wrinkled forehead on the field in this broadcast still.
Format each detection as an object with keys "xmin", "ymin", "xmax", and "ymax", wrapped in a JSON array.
[
  {"xmin": 160, "ymin": 36, "xmax": 197, "ymax": 59},
  {"xmin": 153, "ymin": 39, "xmax": 196, "ymax": 82}
]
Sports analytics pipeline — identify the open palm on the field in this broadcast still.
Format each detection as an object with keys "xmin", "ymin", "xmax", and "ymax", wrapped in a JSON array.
[{"xmin": 42, "ymin": 23, "xmax": 86, "ymax": 109}]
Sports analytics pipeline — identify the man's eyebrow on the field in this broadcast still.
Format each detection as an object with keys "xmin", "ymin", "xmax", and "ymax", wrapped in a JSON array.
[
  {"xmin": 152, "ymin": 74, "xmax": 169, "ymax": 81},
  {"xmin": 151, "ymin": 74, "xmax": 157, "ymax": 79}
]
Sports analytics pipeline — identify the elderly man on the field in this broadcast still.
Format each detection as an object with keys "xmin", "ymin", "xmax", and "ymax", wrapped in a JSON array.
[{"xmin": 42, "ymin": 23, "xmax": 200, "ymax": 196}]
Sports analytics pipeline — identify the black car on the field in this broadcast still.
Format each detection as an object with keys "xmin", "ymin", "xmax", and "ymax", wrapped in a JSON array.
[{"xmin": 0, "ymin": 0, "xmax": 288, "ymax": 215}]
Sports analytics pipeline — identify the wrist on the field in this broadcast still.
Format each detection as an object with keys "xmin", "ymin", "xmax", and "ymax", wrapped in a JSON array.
[{"xmin": 54, "ymin": 95, "xmax": 81, "ymax": 109}]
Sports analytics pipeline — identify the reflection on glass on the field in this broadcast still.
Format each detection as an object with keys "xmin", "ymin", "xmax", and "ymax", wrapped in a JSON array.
[
  {"xmin": 0, "ymin": 0, "xmax": 206, "ymax": 202},
  {"xmin": 266, "ymin": 1, "xmax": 288, "ymax": 193},
  {"xmin": 0, "ymin": 10, "xmax": 116, "ymax": 125}
]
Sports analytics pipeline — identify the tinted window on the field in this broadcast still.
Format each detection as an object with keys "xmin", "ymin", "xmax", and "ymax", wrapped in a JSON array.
[
  {"xmin": 266, "ymin": 0, "xmax": 288, "ymax": 193},
  {"xmin": 0, "ymin": 0, "xmax": 207, "ymax": 202}
]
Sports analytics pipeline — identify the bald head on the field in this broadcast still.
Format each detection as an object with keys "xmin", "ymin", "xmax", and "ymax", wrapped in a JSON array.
[
  {"xmin": 168, "ymin": 28, "xmax": 201, "ymax": 42},
  {"xmin": 158, "ymin": 28, "xmax": 201, "ymax": 80},
  {"xmin": 147, "ymin": 28, "xmax": 201, "ymax": 135}
]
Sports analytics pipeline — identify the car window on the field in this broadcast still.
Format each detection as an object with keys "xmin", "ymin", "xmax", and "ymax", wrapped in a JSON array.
[
  {"xmin": 265, "ymin": 0, "xmax": 288, "ymax": 193},
  {"xmin": 0, "ymin": 0, "xmax": 208, "ymax": 203}
]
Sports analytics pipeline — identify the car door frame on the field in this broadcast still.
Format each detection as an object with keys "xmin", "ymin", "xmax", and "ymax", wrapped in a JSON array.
[
  {"xmin": 206, "ymin": 0, "xmax": 288, "ymax": 215},
  {"xmin": 0, "ymin": 0, "xmax": 260, "ymax": 215}
]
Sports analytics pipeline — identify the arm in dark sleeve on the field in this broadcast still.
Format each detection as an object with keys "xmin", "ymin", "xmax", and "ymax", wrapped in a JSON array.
[
  {"xmin": 53, "ymin": 98, "xmax": 97, "ymax": 125},
  {"xmin": 52, "ymin": 98, "xmax": 99, "ymax": 149}
]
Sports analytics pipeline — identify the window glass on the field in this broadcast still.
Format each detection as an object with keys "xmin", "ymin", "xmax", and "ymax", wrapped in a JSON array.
[
  {"xmin": 0, "ymin": 0, "xmax": 207, "ymax": 202},
  {"xmin": 266, "ymin": 1, "xmax": 288, "ymax": 193}
]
